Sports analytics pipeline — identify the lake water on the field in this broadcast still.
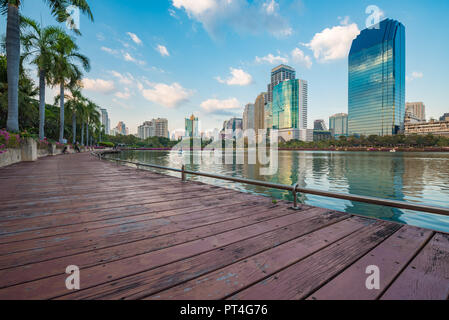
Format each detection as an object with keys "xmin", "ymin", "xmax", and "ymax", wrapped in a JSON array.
[{"xmin": 112, "ymin": 150, "xmax": 449, "ymax": 233}]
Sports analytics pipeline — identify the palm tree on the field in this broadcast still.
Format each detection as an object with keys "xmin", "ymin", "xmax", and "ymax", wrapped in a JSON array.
[
  {"xmin": 22, "ymin": 18, "xmax": 62, "ymax": 140},
  {"xmin": 51, "ymin": 31, "xmax": 89, "ymax": 143},
  {"xmin": 84, "ymin": 100, "xmax": 99, "ymax": 147},
  {"xmin": 1, "ymin": 0, "xmax": 92, "ymax": 133},
  {"xmin": 60, "ymin": 87, "xmax": 86, "ymax": 144}
]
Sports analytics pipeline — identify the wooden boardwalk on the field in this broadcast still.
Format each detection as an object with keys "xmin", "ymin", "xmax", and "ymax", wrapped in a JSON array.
[{"xmin": 0, "ymin": 153, "xmax": 447, "ymax": 300}]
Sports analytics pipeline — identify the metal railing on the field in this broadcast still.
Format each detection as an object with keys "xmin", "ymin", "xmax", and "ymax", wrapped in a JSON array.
[{"xmin": 94, "ymin": 152, "xmax": 449, "ymax": 217}]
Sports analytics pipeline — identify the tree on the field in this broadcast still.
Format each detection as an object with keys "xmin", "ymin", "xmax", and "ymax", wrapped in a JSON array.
[
  {"xmin": 50, "ymin": 31, "xmax": 90, "ymax": 143},
  {"xmin": 0, "ymin": 54, "xmax": 38, "ymax": 131},
  {"xmin": 1, "ymin": 0, "xmax": 93, "ymax": 132},
  {"xmin": 84, "ymin": 100, "xmax": 99, "ymax": 146},
  {"xmin": 59, "ymin": 87, "xmax": 86, "ymax": 144},
  {"xmin": 21, "ymin": 18, "xmax": 63, "ymax": 140}
]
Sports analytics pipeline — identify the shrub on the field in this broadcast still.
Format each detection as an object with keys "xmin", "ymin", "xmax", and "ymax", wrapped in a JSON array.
[
  {"xmin": 99, "ymin": 141, "xmax": 114, "ymax": 148},
  {"xmin": 0, "ymin": 129, "xmax": 21, "ymax": 153},
  {"xmin": 37, "ymin": 138, "xmax": 50, "ymax": 150}
]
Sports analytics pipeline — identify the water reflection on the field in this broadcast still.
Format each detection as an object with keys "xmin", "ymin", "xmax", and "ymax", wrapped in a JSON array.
[{"xmin": 113, "ymin": 150, "xmax": 449, "ymax": 233}]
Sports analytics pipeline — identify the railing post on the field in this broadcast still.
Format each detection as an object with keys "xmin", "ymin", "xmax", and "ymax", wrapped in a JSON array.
[
  {"xmin": 182, "ymin": 165, "xmax": 186, "ymax": 182},
  {"xmin": 291, "ymin": 183, "xmax": 301, "ymax": 210}
]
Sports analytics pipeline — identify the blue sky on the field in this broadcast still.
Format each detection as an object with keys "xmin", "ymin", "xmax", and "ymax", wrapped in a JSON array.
[{"xmin": 1, "ymin": 0, "xmax": 448, "ymax": 134}]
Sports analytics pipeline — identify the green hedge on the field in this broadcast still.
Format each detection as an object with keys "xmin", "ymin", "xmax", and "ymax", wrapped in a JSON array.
[{"xmin": 99, "ymin": 141, "xmax": 114, "ymax": 148}]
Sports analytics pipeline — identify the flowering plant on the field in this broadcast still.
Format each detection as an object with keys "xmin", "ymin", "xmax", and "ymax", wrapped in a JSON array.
[{"xmin": 0, "ymin": 129, "xmax": 21, "ymax": 153}]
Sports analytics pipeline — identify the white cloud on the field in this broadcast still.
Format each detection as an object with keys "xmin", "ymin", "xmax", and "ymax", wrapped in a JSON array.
[
  {"xmin": 123, "ymin": 52, "xmax": 146, "ymax": 65},
  {"xmin": 82, "ymin": 78, "xmax": 116, "ymax": 93},
  {"xmin": 173, "ymin": 0, "xmax": 216, "ymax": 16},
  {"xmin": 255, "ymin": 53, "xmax": 289, "ymax": 65},
  {"xmin": 263, "ymin": 0, "xmax": 278, "ymax": 15},
  {"xmin": 172, "ymin": 0, "xmax": 292, "ymax": 38},
  {"xmin": 216, "ymin": 68, "xmax": 253, "ymax": 86},
  {"xmin": 156, "ymin": 45, "xmax": 170, "ymax": 57},
  {"xmin": 304, "ymin": 23, "xmax": 360, "ymax": 62},
  {"xmin": 115, "ymin": 88, "xmax": 132, "ymax": 100},
  {"xmin": 101, "ymin": 47, "xmax": 118, "ymax": 55},
  {"xmin": 110, "ymin": 71, "xmax": 135, "ymax": 85},
  {"xmin": 291, "ymin": 48, "xmax": 312, "ymax": 69},
  {"xmin": 407, "ymin": 72, "xmax": 424, "ymax": 82},
  {"xmin": 201, "ymin": 97, "xmax": 241, "ymax": 115},
  {"xmin": 97, "ymin": 33, "xmax": 105, "ymax": 41},
  {"xmin": 140, "ymin": 82, "xmax": 192, "ymax": 108},
  {"xmin": 126, "ymin": 32, "xmax": 143, "ymax": 45}
]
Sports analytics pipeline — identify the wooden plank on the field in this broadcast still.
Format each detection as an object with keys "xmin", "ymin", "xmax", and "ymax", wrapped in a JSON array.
[
  {"xmin": 308, "ymin": 225, "xmax": 434, "ymax": 300},
  {"xmin": 0, "ymin": 205, "xmax": 303, "ymax": 288},
  {"xmin": 0, "ymin": 185, "xmax": 233, "ymax": 220},
  {"xmin": 381, "ymin": 233, "xmax": 449, "ymax": 300},
  {"xmin": 0, "ymin": 208, "xmax": 332, "ymax": 299},
  {"xmin": 0, "ymin": 192, "xmax": 260, "ymax": 236},
  {"xmin": 0, "ymin": 194, "xmax": 268, "ymax": 244},
  {"xmin": 229, "ymin": 221, "xmax": 401, "ymax": 300},
  {"xmin": 60, "ymin": 211, "xmax": 348, "ymax": 300},
  {"xmin": 0, "ymin": 201, "xmax": 294, "ymax": 271},
  {"xmin": 144, "ymin": 217, "xmax": 367, "ymax": 301}
]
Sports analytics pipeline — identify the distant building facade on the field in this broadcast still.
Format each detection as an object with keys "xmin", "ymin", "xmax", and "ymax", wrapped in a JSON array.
[
  {"xmin": 138, "ymin": 118, "xmax": 169, "ymax": 139},
  {"xmin": 267, "ymin": 65, "xmax": 296, "ymax": 103},
  {"xmin": 404, "ymin": 112, "xmax": 422, "ymax": 124},
  {"xmin": 314, "ymin": 120, "xmax": 327, "ymax": 131},
  {"xmin": 348, "ymin": 19, "xmax": 406, "ymax": 136},
  {"xmin": 254, "ymin": 93, "xmax": 266, "ymax": 135},
  {"xmin": 185, "ymin": 115, "xmax": 199, "ymax": 138},
  {"xmin": 242, "ymin": 103, "xmax": 255, "ymax": 131},
  {"xmin": 440, "ymin": 113, "xmax": 449, "ymax": 122},
  {"xmin": 406, "ymin": 102, "xmax": 426, "ymax": 122},
  {"xmin": 100, "ymin": 109, "xmax": 110, "ymax": 135},
  {"xmin": 272, "ymin": 78, "xmax": 308, "ymax": 142},
  {"xmin": 115, "ymin": 121, "xmax": 127, "ymax": 136},
  {"xmin": 221, "ymin": 117, "xmax": 243, "ymax": 139},
  {"xmin": 329, "ymin": 113, "xmax": 348, "ymax": 137},
  {"xmin": 405, "ymin": 120, "xmax": 449, "ymax": 137},
  {"xmin": 313, "ymin": 131, "xmax": 333, "ymax": 142}
]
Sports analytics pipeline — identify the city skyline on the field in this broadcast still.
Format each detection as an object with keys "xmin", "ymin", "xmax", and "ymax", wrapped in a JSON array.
[{"xmin": 2, "ymin": 1, "xmax": 448, "ymax": 134}]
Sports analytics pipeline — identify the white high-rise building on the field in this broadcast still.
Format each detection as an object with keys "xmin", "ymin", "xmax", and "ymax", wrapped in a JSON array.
[
  {"xmin": 138, "ymin": 118, "xmax": 169, "ymax": 139},
  {"xmin": 243, "ymin": 103, "xmax": 255, "ymax": 131},
  {"xmin": 100, "ymin": 109, "xmax": 110, "ymax": 134}
]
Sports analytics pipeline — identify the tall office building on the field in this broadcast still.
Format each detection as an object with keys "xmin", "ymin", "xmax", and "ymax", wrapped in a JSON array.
[
  {"xmin": 138, "ymin": 121, "xmax": 154, "ymax": 139},
  {"xmin": 440, "ymin": 113, "xmax": 449, "ymax": 122},
  {"xmin": 138, "ymin": 118, "xmax": 169, "ymax": 139},
  {"xmin": 348, "ymin": 19, "xmax": 406, "ymax": 136},
  {"xmin": 406, "ymin": 102, "xmax": 426, "ymax": 122},
  {"xmin": 314, "ymin": 119, "xmax": 327, "ymax": 131},
  {"xmin": 272, "ymin": 79, "xmax": 308, "ymax": 141},
  {"xmin": 267, "ymin": 65, "xmax": 296, "ymax": 103},
  {"xmin": 243, "ymin": 103, "xmax": 255, "ymax": 131},
  {"xmin": 220, "ymin": 117, "xmax": 243, "ymax": 139},
  {"xmin": 100, "ymin": 109, "xmax": 110, "ymax": 134},
  {"xmin": 153, "ymin": 118, "xmax": 169, "ymax": 138},
  {"xmin": 254, "ymin": 93, "xmax": 266, "ymax": 133},
  {"xmin": 329, "ymin": 113, "xmax": 348, "ymax": 137},
  {"xmin": 115, "ymin": 121, "xmax": 127, "ymax": 135},
  {"xmin": 185, "ymin": 114, "xmax": 199, "ymax": 137}
]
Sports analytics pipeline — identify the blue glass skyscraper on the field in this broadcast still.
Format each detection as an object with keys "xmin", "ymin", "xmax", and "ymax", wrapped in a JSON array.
[{"xmin": 348, "ymin": 19, "xmax": 405, "ymax": 136}]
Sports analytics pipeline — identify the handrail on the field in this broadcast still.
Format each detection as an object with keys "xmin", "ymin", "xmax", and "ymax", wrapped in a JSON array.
[{"xmin": 96, "ymin": 153, "xmax": 449, "ymax": 217}]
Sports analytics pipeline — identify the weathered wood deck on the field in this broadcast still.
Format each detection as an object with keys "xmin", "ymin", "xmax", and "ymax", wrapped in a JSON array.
[{"xmin": 0, "ymin": 153, "xmax": 447, "ymax": 300}]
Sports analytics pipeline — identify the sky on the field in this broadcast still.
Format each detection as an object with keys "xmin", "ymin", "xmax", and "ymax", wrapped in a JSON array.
[{"xmin": 1, "ymin": 0, "xmax": 448, "ymax": 135}]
